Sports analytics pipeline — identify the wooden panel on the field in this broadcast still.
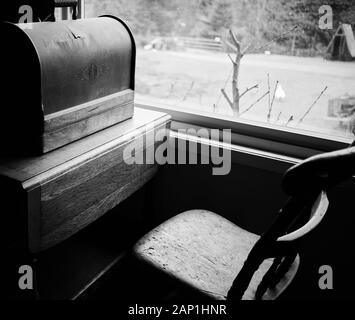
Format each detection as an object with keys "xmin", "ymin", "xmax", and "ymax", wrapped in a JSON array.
[
  {"xmin": 36, "ymin": 185, "xmax": 149, "ymax": 300},
  {"xmin": 0, "ymin": 108, "xmax": 170, "ymax": 183},
  {"xmin": 44, "ymin": 90, "xmax": 134, "ymax": 131},
  {"xmin": 42, "ymin": 102, "xmax": 134, "ymax": 153},
  {"xmin": 40, "ymin": 142, "xmax": 158, "ymax": 251},
  {"xmin": 0, "ymin": 176, "xmax": 28, "ymax": 250},
  {"xmin": 41, "ymin": 165, "xmax": 158, "ymax": 252},
  {"xmin": 38, "ymin": 120, "xmax": 169, "ymax": 251},
  {"xmin": 27, "ymin": 185, "xmax": 42, "ymax": 253},
  {"xmin": 42, "ymin": 90, "xmax": 135, "ymax": 153},
  {"xmin": 0, "ymin": 108, "xmax": 171, "ymax": 253}
]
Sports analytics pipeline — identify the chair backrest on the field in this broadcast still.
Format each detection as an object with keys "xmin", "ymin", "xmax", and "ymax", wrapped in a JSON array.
[
  {"xmin": 227, "ymin": 141, "xmax": 355, "ymax": 300},
  {"xmin": 277, "ymin": 191, "xmax": 328, "ymax": 242}
]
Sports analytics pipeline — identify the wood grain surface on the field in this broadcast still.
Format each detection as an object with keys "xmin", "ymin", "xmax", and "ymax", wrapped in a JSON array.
[
  {"xmin": 134, "ymin": 209, "xmax": 299, "ymax": 300},
  {"xmin": 0, "ymin": 108, "xmax": 171, "ymax": 253},
  {"xmin": 42, "ymin": 90, "xmax": 134, "ymax": 152}
]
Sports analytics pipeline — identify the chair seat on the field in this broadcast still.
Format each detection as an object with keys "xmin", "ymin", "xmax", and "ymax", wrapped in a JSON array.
[{"xmin": 133, "ymin": 210, "xmax": 299, "ymax": 300}]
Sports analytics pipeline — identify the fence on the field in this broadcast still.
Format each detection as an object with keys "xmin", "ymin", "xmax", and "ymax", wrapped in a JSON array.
[
  {"xmin": 176, "ymin": 37, "xmax": 224, "ymax": 52},
  {"xmin": 144, "ymin": 36, "xmax": 224, "ymax": 52}
]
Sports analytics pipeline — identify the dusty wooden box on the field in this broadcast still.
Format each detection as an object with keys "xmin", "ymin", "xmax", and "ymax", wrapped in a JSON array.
[
  {"xmin": 0, "ymin": 108, "xmax": 171, "ymax": 253},
  {"xmin": 1, "ymin": 16, "xmax": 136, "ymax": 154}
]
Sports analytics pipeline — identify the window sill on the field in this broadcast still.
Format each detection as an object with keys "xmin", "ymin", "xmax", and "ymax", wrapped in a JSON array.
[{"xmin": 136, "ymin": 96, "xmax": 352, "ymax": 159}]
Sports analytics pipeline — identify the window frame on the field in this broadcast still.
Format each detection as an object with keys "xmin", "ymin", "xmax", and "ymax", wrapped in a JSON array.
[
  {"xmin": 58, "ymin": 0, "xmax": 85, "ymax": 20},
  {"xmin": 136, "ymin": 97, "xmax": 352, "ymax": 159}
]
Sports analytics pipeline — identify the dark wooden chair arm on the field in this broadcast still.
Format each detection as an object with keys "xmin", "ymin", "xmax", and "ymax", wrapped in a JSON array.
[
  {"xmin": 282, "ymin": 145, "xmax": 355, "ymax": 196},
  {"xmin": 277, "ymin": 192, "xmax": 328, "ymax": 242}
]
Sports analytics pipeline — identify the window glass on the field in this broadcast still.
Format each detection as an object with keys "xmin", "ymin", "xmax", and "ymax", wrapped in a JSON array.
[{"xmin": 85, "ymin": 0, "xmax": 355, "ymax": 139}]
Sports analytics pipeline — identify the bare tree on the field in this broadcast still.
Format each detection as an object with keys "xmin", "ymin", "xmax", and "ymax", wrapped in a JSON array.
[
  {"xmin": 221, "ymin": 26, "xmax": 298, "ymax": 117},
  {"xmin": 222, "ymin": 29, "xmax": 252, "ymax": 116}
]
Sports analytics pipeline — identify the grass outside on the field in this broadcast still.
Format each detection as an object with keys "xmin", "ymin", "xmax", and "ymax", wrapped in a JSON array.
[{"xmin": 136, "ymin": 49, "xmax": 355, "ymax": 138}]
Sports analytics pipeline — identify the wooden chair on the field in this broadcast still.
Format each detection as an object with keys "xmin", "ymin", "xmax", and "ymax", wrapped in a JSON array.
[{"xmin": 133, "ymin": 141, "xmax": 355, "ymax": 300}]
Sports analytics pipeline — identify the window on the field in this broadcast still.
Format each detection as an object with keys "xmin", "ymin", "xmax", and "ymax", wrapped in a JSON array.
[
  {"xmin": 55, "ymin": 0, "xmax": 84, "ymax": 20},
  {"xmin": 84, "ymin": 0, "xmax": 355, "ymax": 151}
]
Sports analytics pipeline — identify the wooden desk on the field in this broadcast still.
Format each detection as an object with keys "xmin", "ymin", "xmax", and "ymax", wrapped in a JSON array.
[{"xmin": 0, "ymin": 108, "xmax": 171, "ymax": 254}]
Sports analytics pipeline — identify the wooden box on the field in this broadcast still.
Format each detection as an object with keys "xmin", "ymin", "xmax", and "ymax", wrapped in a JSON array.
[
  {"xmin": 1, "ymin": 16, "xmax": 136, "ymax": 154},
  {"xmin": 0, "ymin": 108, "xmax": 171, "ymax": 253}
]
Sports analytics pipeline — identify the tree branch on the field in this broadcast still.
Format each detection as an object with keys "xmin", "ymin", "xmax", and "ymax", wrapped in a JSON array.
[
  {"xmin": 267, "ymin": 79, "xmax": 279, "ymax": 122},
  {"xmin": 245, "ymin": 25, "xmax": 299, "ymax": 55},
  {"xmin": 225, "ymin": 40, "xmax": 240, "ymax": 54},
  {"xmin": 239, "ymin": 84, "xmax": 259, "ymax": 99},
  {"xmin": 286, "ymin": 115, "xmax": 294, "ymax": 126},
  {"xmin": 241, "ymin": 43, "xmax": 253, "ymax": 57},
  {"xmin": 221, "ymin": 89, "xmax": 233, "ymax": 109},
  {"xmin": 227, "ymin": 53, "xmax": 236, "ymax": 65},
  {"xmin": 270, "ymin": 80, "xmax": 279, "ymax": 110},
  {"xmin": 240, "ymin": 91, "xmax": 269, "ymax": 116},
  {"xmin": 267, "ymin": 74, "xmax": 271, "ymax": 122},
  {"xmin": 229, "ymin": 29, "xmax": 241, "ymax": 52},
  {"xmin": 275, "ymin": 111, "xmax": 282, "ymax": 123},
  {"xmin": 297, "ymin": 86, "xmax": 328, "ymax": 125}
]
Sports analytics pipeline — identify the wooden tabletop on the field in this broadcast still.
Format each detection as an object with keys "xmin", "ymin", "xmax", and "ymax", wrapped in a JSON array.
[{"xmin": 0, "ymin": 107, "xmax": 171, "ymax": 184}]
